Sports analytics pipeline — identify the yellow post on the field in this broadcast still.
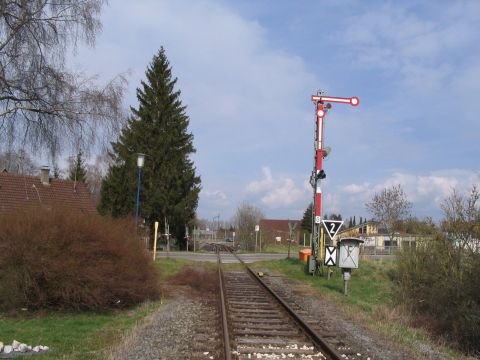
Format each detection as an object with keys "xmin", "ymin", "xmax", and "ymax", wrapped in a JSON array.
[
  {"xmin": 153, "ymin": 221, "xmax": 159, "ymax": 261},
  {"xmin": 320, "ymin": 227, "xmax": 324, "ymax": 263}
]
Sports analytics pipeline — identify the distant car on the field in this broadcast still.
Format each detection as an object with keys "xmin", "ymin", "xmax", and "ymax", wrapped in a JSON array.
[{"xmin": 225, "ymin": 238, "xmax": 234, "ymax": 242}]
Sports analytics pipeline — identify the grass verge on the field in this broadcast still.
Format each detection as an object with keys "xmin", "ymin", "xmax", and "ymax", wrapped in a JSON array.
[
  {"xmin": 262, "ymin": 244, "xmax": 310, "ymax": 254},
  {"xmin": 154, "ymin": 258, "xmax": 195, "ymax": 280},
  {"xmin": 0, "ymin": 302, "xmax": 159, "ymax": 359}
]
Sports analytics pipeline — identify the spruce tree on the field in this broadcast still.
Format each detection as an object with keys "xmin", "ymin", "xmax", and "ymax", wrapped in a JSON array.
[
  {"xmin": 53, "ymin": 164, "xmax": 61, "ymax": 179},
  {"xmin": 98, "ymin": 47, "xmax": 201, "ymax": 241},
  {"xmin": 68, "ymin": 151, "xmax": 87, "ymax": 182},
  {"xmin": 330, "ymin": 213, "xmax": 342, "ymax": 221},
  {"xmin": 301, "ymin": 203, "xmax": 313, "ymax": 233}
]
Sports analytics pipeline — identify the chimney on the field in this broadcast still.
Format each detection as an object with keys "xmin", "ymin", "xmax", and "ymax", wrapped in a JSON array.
[{"xmin": 40, "ymin": 166, "xmax": 50, "ymax": 186}]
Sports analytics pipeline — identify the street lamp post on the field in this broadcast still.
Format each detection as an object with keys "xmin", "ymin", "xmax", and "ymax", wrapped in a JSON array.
[
  {"xmin": 135, "ymin": 153, "xmax": 145, "ymax": 229},
  {"xmin": 213, "ymin": 214, "xmax": 220, "ymax": 242}
]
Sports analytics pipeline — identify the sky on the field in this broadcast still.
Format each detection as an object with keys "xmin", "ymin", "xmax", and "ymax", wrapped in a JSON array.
[{"xmin": 71, "ymin": 0, "xmax": 480, "ymax": 223}]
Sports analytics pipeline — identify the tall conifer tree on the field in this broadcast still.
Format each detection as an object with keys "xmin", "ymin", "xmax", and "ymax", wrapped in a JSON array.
[
  {"xmin": 99, "ymin": 48, "xmax": 201, "ymax": 240},
  {"xmin": 68, "ymin": 151, "xmax": 87, "ymax": 183},
  {"xmin": 301, "ymin": 203, "xmax": 313, "ymax": 233}
]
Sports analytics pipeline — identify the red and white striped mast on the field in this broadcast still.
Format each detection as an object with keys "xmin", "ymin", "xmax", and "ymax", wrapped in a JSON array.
[{"xmin": 310, "ymin": 91, "xmax": 359, "ymax": 271}]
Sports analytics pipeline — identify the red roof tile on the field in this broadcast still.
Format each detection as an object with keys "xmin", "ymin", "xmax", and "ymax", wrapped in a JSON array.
[
  {"xmin": 260, "ymin": 219, "xmax": 302, "ymax": 233},
  {"xmin": 0, "ymin": 172, "xmax": 96, "ymax": 213}
]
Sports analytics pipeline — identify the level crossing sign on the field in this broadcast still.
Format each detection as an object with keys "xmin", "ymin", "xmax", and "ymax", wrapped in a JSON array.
[
  {"xmin": 322, "ymin": 220, "xmax": 343, "ymax": 241},
  {"xmin": 324, "ymin": 246, "xmax": 337, "ymax": 266}
]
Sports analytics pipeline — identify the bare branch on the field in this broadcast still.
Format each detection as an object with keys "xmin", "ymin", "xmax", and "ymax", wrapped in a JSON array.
[
  {"xmin": 1, "ymin": 0, "xmax": 127, "ymax": 156},
  {"xmin": 366, "ymin": 184, "xmax": 412, "ymax": 240},
  {"xmin": 441, "ymin": 186, "xmax": 480, "ymax": 253}
]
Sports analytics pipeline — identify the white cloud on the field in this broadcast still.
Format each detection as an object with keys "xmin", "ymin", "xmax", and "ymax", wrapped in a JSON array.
[
  {"xmin": 340, "ymin": 183, "xmax": 369, "ymax": 195},
  {"xmin": 246, "ymin": 167, "xmax": 308, "ymax": 208},
  {"xmin": 198, "ymin": 188, "xmax": 231, "ymax": 220},
  {"xmin": 202, "ymin": 189, "xmax": 228, "ymax": 203},
  {"xmin": 324, "ymin": 193, "xmax": 341, "ymax": 214},
  {"xmin": 338, "ymin": 3, "xmax": 478, "ymax": 92},
  {"xmin": 246, "ymin": 167, "xmax": 274, "ymax": 193},
  {"xmin": 261, "ymin": 178, "xmax": 305, "ymax": 207},
  {"xmin": 386, "ymin": 170, "xmax": 479, "ymax": 205},
  {"xmin": 337, "ymin": 169, "xmax": 480, "ymax": 219}
]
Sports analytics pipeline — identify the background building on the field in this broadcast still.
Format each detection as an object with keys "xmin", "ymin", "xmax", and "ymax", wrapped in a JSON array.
[{"xmin": 259, "ymin": 219, "xmax": 302, "ymax": 246}]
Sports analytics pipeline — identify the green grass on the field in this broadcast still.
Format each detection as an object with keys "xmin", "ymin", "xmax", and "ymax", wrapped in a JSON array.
[
  {"xmin": 0, "ymin": 302, "xmax": 159, "ymax": 359},
  {"xmin": 262, "ymin": 244, "xmax": 310, "ymax": 254},
  {"xmin": 0, "ymin": 258, "xmax": 191, "ymax": 359},
  {"xmin": 254, "ymin": 258, "xmax": 394, "ymax": 313},
  {"xmin": 154, "ymin": 257, "xmax": 194, "ymax": 280}
]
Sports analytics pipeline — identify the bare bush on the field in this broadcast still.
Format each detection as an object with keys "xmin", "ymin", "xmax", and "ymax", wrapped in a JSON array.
[
  {"xmin": 395, "ymin": 186, "xmax": 480, "ymax": 354},
  {"xmin": 232, "ymin": 202, "xmax": 264, "ymax": 250},
  {"xmin": 168, "ymin": 266, "xmax": 218, "ymax": 297},
  {"xmin": 0, "ymin": 207, "xmax": 160, "ymax": 311}
]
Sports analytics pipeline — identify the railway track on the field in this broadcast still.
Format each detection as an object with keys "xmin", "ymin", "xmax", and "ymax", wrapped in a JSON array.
[{"xmin": 215, "ymin": 245, "xmax": 343, "ymax": 360}]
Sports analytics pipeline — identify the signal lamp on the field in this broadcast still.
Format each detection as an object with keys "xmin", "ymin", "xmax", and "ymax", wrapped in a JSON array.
[
  {"xmin": 317, "ymin": 170, "xmax": 326, "ymax": 180},
  {"xmin": 322, "ymin": 146, "xmax": 331, "ymax": 159}
]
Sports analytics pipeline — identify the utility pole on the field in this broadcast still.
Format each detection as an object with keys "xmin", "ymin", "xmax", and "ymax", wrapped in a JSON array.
[
  {"xmin": 213, "ymin": 215, "xmax": 220, "ymax": 242},
  {"xmin": 165, "ymin": 217, "xmax": 170, "ymax": 259},
  {"xmin": 193, "ymin": 226, "xmax": 196, "ymax": 253},
  {"xmin": 288, "ymin": 222, "xmax": 297, "ymax": 259},
  {"xmin": 309, "ymin": 91, "xmax": 359, "ymax": 274}
]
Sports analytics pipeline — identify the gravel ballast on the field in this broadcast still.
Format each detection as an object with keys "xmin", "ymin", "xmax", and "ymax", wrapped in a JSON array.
[{"xmin": 108, "ymin": 265, "xmax": 456, "ymax": 360}]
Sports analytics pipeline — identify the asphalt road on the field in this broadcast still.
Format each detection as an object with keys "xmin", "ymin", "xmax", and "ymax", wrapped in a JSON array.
[{"xmin": 154, "ymin": 251, "xmax": 289, "ymax": 263}]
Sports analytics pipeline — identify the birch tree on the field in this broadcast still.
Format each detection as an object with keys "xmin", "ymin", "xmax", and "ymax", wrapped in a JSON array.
[
  {"xmin": 366, "ymin": 184, "xmax": 411, "ymax": 243},
  {"xmin": 0, "ymin": 0, "xmax": 126, "ymax": 156}
]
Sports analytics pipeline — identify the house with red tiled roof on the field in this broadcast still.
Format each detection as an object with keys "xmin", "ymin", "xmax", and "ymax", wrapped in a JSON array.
[
  {"xmin": 259, "ymin": 219, "xmax": 302, "ymax": 245},
  {"xmin": 0, "ymin": 167, "xmax": 96, "ymax": 214}
]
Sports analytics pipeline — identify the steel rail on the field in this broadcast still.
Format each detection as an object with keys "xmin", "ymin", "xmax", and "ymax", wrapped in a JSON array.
[
  {"xmin": 230, "ymin": 250, "xmax": 343, "ymax": 360},
  {"xmin": 217, "ymin": 249, "xmax": 232, "ymax": 360}
]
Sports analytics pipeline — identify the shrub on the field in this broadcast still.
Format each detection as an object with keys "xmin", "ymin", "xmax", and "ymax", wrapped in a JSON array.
[
  {"xmin": 0, "ymin": 207, "xmax": 160, "ymax": 311},
  {"xmin": 168, "ymin": 266, "xmax": 218, "ymax": 296},
  {"xmin": 395, "ymin": 235, "xmax": 480, "ymax": 354}
]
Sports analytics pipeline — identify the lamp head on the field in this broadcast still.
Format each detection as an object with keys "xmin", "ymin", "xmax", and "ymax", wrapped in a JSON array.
[
  {"xmin": 322, "ymin": 146, "xmax": 331, "ymax": 159},
  {"xmin": 137, "ymin": 153, "xmax": 145, "ymax": 168}
]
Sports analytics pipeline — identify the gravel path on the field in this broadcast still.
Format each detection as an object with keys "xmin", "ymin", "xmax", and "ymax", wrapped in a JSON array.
[{"xmin": 109, "ymin": 297, "xmax": 197, "ymax": 360}]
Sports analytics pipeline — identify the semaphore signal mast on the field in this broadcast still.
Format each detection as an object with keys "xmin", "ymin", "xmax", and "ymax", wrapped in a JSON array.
[{"xmin": 309, "ymin": 90, "xmax": 359, "ymax": 273}]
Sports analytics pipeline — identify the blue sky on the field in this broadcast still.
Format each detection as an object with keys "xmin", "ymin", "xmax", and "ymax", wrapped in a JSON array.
[{"xmin": 72, "ymin": 0, "xmax": 480, "ymax": 222}]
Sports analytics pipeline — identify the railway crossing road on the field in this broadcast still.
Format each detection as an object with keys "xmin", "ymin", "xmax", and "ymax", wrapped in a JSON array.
[{"xmin": 154, "ymin": 251, "xmax": 288, "ymax": 263}]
